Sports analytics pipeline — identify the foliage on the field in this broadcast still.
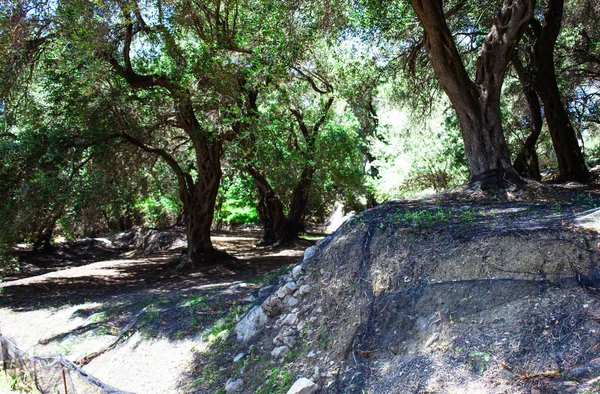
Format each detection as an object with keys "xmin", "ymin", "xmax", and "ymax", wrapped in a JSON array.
[{"xmin": 214, "ymin": 172, "xmax": 259, "ymax": 227}]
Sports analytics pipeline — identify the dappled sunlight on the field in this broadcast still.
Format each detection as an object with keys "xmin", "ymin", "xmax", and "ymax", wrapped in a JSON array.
[
  {"xmin": 0, "ymin": 229, "xmax": 311, "ymax": 392},
  {"xmin": 0, "ymin": 258, "xmax": 151, "ymax": 288}
]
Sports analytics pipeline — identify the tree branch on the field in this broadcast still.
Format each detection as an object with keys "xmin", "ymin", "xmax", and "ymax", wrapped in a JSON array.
[{"xmin": 116, "ymin": 133, "xmax": 192, "ymax": 200}]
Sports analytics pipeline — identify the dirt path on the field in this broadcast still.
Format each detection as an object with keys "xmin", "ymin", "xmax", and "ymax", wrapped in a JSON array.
[{"xmin": 0, "ymin": 230, "xmax": 314, "ymax": 393}]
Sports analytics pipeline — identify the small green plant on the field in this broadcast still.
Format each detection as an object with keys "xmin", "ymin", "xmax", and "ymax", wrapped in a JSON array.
[
  {"xmin": 255, "ymin": 367, "xmax": 293, "ymax": 394},
  {"xmin": 317, "ymin": 326, "xmax": 330, "ymax": 348},
  {"xmin": 467, "ymin": 350, "xmax": 492, "ymax": 375},
  {"xmin": 249, "ymin": 267, "xmax": 288, "ymax": 285}
]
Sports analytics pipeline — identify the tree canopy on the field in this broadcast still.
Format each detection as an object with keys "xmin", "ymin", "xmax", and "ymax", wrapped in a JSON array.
[{"xmin": 1, "ymin": 0, "xmax": 599, "ymax": 269}]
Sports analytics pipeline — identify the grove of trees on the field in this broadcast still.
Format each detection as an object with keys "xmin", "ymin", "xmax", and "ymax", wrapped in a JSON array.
[{"xmin": 1, "ymin": 0, "xmax": 598, "ymax": 269}]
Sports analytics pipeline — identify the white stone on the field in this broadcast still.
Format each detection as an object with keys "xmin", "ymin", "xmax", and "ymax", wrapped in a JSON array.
[
  {"xmin": 283, "ymin": 336, "xmax": 297, "ymax": 348},
  {"xmin": 225, "ymin": 378, "xmax": 244, "ymax": 393},
  {"xmin": 297, "ymin": 285, "xmax": 312, "ymax": 296},
  {"xmin": 282, "ymin": 313, "xmax": 299, "ymax": 326},
  {"xmin": 292, "ymin": 265, "xmax": 304, "ymax": 280},
  {"xmin": 235, "ymin": 306, "xmax": 268, "ymax": 342},
  {"xmin": 233, "ymin": 353, "xmax": 245, "ymax": 363},
  {"xmin": 297, "ymin": 321, "xmax": 306, "ymax": 333},
  {"xmin": 277, "ymin": 282, "xmax": 298, "ymax": 298},
  {"xmin": 287, "ymin": 378, "xmax": 319, "ymax": 394},
  {"xmin": 258, "ymin": 285, "xmax": 273, "ymax": 299},
  {"xmin": 271, "ymin": 345, "xmax": 290, "ymax": 358},
  {"xmin": 242, "ymin": 294, "xmax": 257, "ymax": 303},
  {"xmin": 285, "ymin": 296, "xmax": 299, "ymax": 307},
  {"xmin": 303, "ymin": 245, "xmax": 317, "ymax": 263}
]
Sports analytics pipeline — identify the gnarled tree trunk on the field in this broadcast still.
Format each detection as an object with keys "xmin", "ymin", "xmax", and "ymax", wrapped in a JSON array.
[
  {"xmin": 247, "ymin": 165, "xmax": 299, "ymax": 244},
  {"xmin": 512, "ymin": 56, "xmax": 543, "ymax": 181},
  {"xmin": 411, "ymin": 0, "xmax": 534, "ymax": 186},
  {"xmin": 529, "ymin": 0, "xmax": 589, "ymax": 182},
  {"xmin": 182, "ymin": 155, "xmax": 221, "ymax": 267}
]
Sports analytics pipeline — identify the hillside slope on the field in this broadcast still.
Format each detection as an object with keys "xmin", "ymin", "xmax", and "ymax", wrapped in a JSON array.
[{"xmin": 204, "ymin": 188, "xmax": 600, "ymax": 394}]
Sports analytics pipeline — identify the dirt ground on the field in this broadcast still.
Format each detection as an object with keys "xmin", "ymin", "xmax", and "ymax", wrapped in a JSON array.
[{"xmin": 0, "ymin": 229, "xmax": 317, "ymax": 393}]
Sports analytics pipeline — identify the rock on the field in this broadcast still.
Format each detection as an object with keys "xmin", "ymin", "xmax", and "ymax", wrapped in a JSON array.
[
  {"xmin": 285, "ymin": 296, "xmax": 299, "ymax": 307},
  {"xmin": 258, "ymin": 285, "xmax": 274, "ymax": 299},
  {"xmin": 297, "ymin": 320, "xmax": 306, "ymax": 333},
  {"xmin": 233, "ymin": 353, "xmax": 245, "ymax": 363},
  {"xmin": 282, "ymin": 313, "xmax": 299, "ymax": 326},
  {"xmin": 287, "ymin": 378, "xmax": 319, "ymax": 394},
  {"xmin": 242, "ymin": 294, "xmax": 257, "ymax": 304},
  {"xmin": 277, "ymin": 282, "xmax": 298, "ymax": 298},
  {"xmin": 292, "ymin": 265, "xmax": 304, "ymax": 280},
  {"xmin": 271, "ymin": 346, "xmax": 291, "ymax": 358},
  {"xmin": 297, "ymin": 284, "xmax": 312, "ymax": 297},
  {"xmin": 262, "ymin": 295, "xmax": 285, "ymax": 317},
  {"xmin": 283, "ymin": 336, "xmax": 297, "ymax": 348},
  {"xmin": 225, "ymin": 378, "xmax": 244, "ymax": 393},
  {"xmin": 281, "ymin": 327, "xmax": 296, "ymax": 336},
  {"xmin": 307, "ymin": 350, "xmax": 317, "ymax": 358},
  {"xmin": 229, "ymin": 283, "xmax": 250, "ymax": 291},
  {"xmin": 303, "ymin": 245, "xmax": 317, "ymax": 263},
  {"xmin": 235, "ymin": 306, "xmax": 268, "ymax": 342}
]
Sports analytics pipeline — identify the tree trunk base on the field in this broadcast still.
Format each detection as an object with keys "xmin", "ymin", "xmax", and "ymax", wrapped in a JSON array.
[
  {"xmin": 469, "ymin": 168, "xmax": 525, "ymax": 191},
  {"xmin": 176, "ymin": 248, "xmax": 242, "ymax": 272}
]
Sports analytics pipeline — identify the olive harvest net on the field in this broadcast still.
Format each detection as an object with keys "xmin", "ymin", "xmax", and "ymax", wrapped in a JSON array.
[{"xmin": 0, "ymin": 334, "xmax": 131, "ymax": 394}]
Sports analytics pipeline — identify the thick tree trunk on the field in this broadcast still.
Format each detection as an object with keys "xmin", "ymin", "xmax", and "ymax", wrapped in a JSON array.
[
  {"xmin": 181, "ymin": 139, "xmax": 222, "ymax": 268},
  {"xmin": 256, "ymin": 188, "xmax": 277, "ymax": 244},
  {"xmin": 411, "ymin": 0, "xmax": 533, "ymax": 186},
  {"xmin": 287, "ymin": 163, "xmax": 315, "ymax": 233},
  {"xmin": 530, "ymin": 0, "xmax": 589, "ymax": 182},
  {"xmin": 184, "ymin": 185, "xmax": 218, "ymax": 267},
  {"xmin": 512, "ymin": 57, "xmax": 543, "ymax": 181},
  {"xmin": 33, "ymin": 225, "xmax": 54, "ymax": 253},
  {"xmin": 246, "ymin": 165, "xmax": 300, "ymax": 245}
]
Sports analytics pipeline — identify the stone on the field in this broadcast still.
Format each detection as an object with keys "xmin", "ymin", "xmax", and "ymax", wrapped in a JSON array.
[
  {"xmin": 297, "ymin": 321, "xmax": 307, "ymax": 333},
  {"xmin": 281, "ymin": 327, "xmax": 296, "ymax": 336},
  {"xmin": 282, "ymin": 313, "xmax": 299, "ymax": 326},
  {"xmin": 225, "ymin": 378, "xmax": 244, "ymax": 393},
  {"xmin": 297, "ymin": 285, "xmax": 312, "ymax": 296},
  {"xmin": 235, "ymin": 306, "xmax": 268, "ymax": 342},
  {"xmin": 258, "ymin": 285, "xmax": 274, "ymax": 299},
  {"xmin": 277, "ymin": 282, "xmax": 298, "ymax": 298},
  {"xmin": 233, "ymin": 353, "xmax": 245, "ymax": 363},
  {"xmin": 283, "ymin": 336, "xmax": 297, "ymax": 348},
  {"xmin": 271, "ymin": 346, "xmax": 291, "ymax": 358},
  {"xmin": 287, "ymin": 378, "xmax": 319, "ymax": 394},
  {"xmin": 285, "ymin": 296, "xmax": 299, "ymax": 307},
  {"xmin": 292, "ymin": 265, "xmax": 304, "ymax": 280},
  {"xmin": 242, "ymin": 294, "xmax": 257, "ymax": 304},
  {"xmin": 303, "ymin": 245, "xmax": 317, "ymax": 263},
  {"xmin": 307, "ymin": 350, "xmax": 317, "ymax": 358},
  {"xmin": 262, "ymin": 295, "xmax": 285, "ymax": 317}
]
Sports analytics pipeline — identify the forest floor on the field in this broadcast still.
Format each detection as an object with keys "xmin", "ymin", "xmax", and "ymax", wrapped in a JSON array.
[{"xmin": 0, "ymin": 229, "xmax": 319, "ymax": 393}]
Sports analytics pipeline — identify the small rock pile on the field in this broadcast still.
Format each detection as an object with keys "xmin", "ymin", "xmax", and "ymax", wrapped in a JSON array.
[{"xmin": 231, "ymin": 245, "xmax": 321, "ymax": 393}]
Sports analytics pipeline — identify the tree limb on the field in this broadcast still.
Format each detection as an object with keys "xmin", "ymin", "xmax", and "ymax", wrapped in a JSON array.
[{"xmin": 116, "ymin": 132, "xmax": 192, "ymax": 201}]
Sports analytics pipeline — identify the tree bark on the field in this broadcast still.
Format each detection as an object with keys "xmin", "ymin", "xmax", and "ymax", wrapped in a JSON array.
[
  {"xmin": 512, "ymin": 56, "xmax": 543, "ymax": 181},
  {"xmin": 529, "ymin": 0, "xmax": 589, "ymax": 182},
  {"xmin": 287, "ymin": 163, "xmax": 315, "ymax": 231},
  {"xmin": 410, "ymin": 0, "xmax": 534, "ymax": 186},
  {"xmin": 246, "ymin": 165, "xmax": 299, "ymax": 244}
]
